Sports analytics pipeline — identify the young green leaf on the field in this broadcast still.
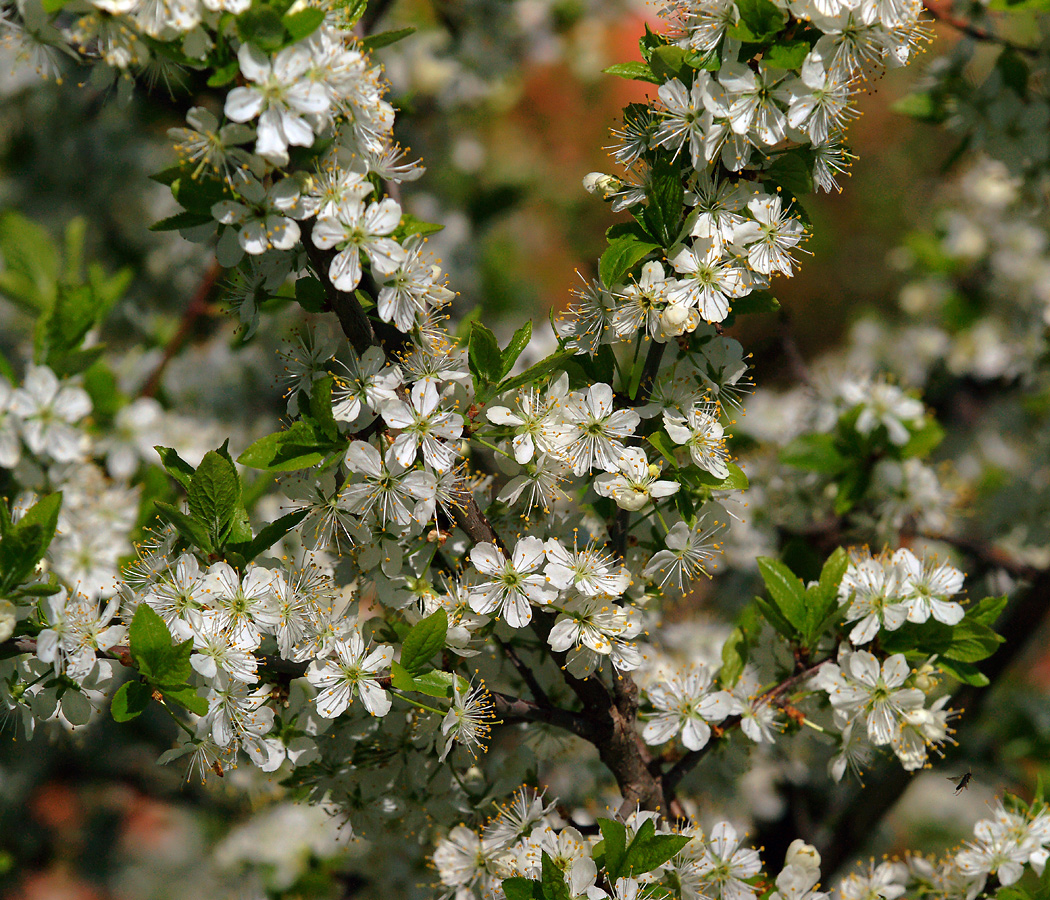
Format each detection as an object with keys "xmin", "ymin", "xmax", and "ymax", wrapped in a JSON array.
[
  {"xmin": 154, "ymin": 446, "xmax": 196, "ymax": 490},
  {"xmin": 400, "ymin": 608, "xmax": 448, "ymax": 676},
  {"xmin": 598, "ymin": 818, "xmax": 627, "ymax": 882},
  {"xmin": 602, "ymin": 61, "xmax": 660, "ymax": 84},
  {"xmin": 111, "ymin": 680, "xmax": 152, "ymax": 722},
  {"xmin": 540, "ymin": 852, "xmax": 570, "ymax": 900},
  {"xmin": 599, "ymin": 236, "xmax": 661, "ymax": 289},
  {"xmin": 187, "ymin": 449, "xmax": 241, "ymax": 544},
  {"xmin": 154, "ymin": 500, "xmax": 213, "ymax": 551},
  {"xmin": 501, "ymin": 321, "xmax": 533, "ymax": 379},
  {"xmin": 756, "ymin": 557, "xmax": 807, "ymax": 633},
  {"xmin": 362, "ymin": 26, "xmax": 416, "ymax": 51},
  {"xmin": 0, "ymin": 492, "xmax": 62, "ymax": 591},
  {"xmin": 469, "ymin": 321, "xmax": 503, "ymax": 389}
]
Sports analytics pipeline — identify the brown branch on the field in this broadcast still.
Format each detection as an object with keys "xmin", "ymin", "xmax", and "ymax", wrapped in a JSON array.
[
  {"xmin": 922, "ymin": 0, "xmax": 1039, "ymax": 57},
  {"xmin": 494, "ymin": 636, "xmax": 551, "ymax": 707},
  {"xmin": 140, "ymin": 259, "xmax": 223, "ymax": 398}
]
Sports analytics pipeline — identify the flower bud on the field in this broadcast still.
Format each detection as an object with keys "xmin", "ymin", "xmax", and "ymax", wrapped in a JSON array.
[
  {"xmin": 784, "ymin": 839, "xmax": 821, "ymax": 872},
  {"xmin": 582, "ymin": 172, "xmax": 620, "ymax": 197},
  {"xmin": 663, "ymin": 302, "xmax": 690, "ymax": 327},
  {"xmin": 0, "ymin": 599, "xmax": 14, "ymax": 643},
  {"xmin": 914, "ymin": 661, "xmax": 939, "ymax": 693}
]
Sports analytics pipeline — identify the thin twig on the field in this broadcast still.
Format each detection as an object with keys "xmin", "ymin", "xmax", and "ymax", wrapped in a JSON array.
[
  {"xmin": 662, "ymin": 658, "xmax": 831, "ymax": 795},
  {"xmin": 140, "ymin": 259, "xmax": 222, "ymax": 398},
  {"xmin": 922, "ymin": 0, "xmax": 1040, "ymax": 57},
  {"xmin": 494, "ymin": 636, "xmax": 552, "ymax": 707}
]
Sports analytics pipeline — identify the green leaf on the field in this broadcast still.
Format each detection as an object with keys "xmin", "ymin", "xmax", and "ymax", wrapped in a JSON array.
[
  {"xmin": 243, "ymin": 509, "xmax": 308, "ymax": 561},
  {"xmin": 720, "ymin": 626, "xmax": 748, "ymax": 687},
  {"xmin": 236, "ymin": 7, "xmax": 287, "ymax": 51},
  {"xmin": 647, "ymin": 431, "xmax": 679, "ymax": 468},
  {"xmin": 170, "ymin": 174, "xmax": 231, "ymax": 214},
  {"xmin": 501, "ymin": 321, "xmax": 532, "ymax": 379},
  {"xmin": 817, "ymin": 547, "xmax": 849, "ymax": 600},
  {"xmin": 941, "ymin": 618, "xmax": 1005, "ymax": 664},
  {"xmin": 599, "ymin": 236, "xmax": 662, "ymax": 289},
  {"xmin": 729, "ymin": 290, "xmax": 780, "ymax": 318},
  {"xmin": 970, "ymin": 595, "xmax": 1008, "ymax": 627},
  {"xmin": 780, "ymin": 433, "xmax": 847, "ymax": 474},
  {"xmin": 899, "ymin": 417, "xmax": 944, "ymax": 459},
  {"xmin": 295, "ymin": 276, "xmax": 327, "ymax": 313},
  {"xmin": 282, "ymin": 6, "xmax": 325, "ymax": 41},
  {"xmin": 602, "ymin": 61, "xmax": 660, "ymax": 84},
  {"xmin": 890, "ymin": 92, "xmax": 949, "ymax": 124},
  {"xmin": 111, "ymin": 680, "xmax": 152, "ymax": 722},
  {"xmin": 640, "ymin": 156, "xmax": 685, "ymax": 248},
  {"xmin": 756, "ymin": 557, "xmax": 807, "ymax": 633},
  {"xmin": 155, "ymin": 446, "xmax": 195, "ymax": 491},
  {"xmin": 541, "ymin": 852, "xmax": 570, "ymax": 900},
  {"xmin": 206, "ymin": 59, "xmax": 241, "ymax": 88},
  {"xmin": 395, "ymin": 213, "xmax": 445, "ymax": 240},
  {"xmin": 621, "ymin": 818, "xmax": 691, "ymax": 876},
  {"xmin": 754, "ymin": 593, "xmax": 804, "ymax": 641},
  {"xmin": 502, "ymin": 878, "xmax": 545, "ymax": 900},
  {"xmin": 187, "ymin": 448, "xmax": 241, "ymax": 544},
  {"xmin": 149, "ymin": 211, "xmax": 214, "ymax": 233},
  {"xmin": 639, "ymin": 23, "xmax": 663, "ymax": 62},
  {"xmin": 341, "ymin": 0, "xmax": 368, "ymax": 26},
  {"xmin": 160, "ymin": 685, "xmax": 209, "ymax": 715},
  {"xmin": 598, "ymin": 818, "xmax": 627, "ymax": 882},
  {"xmin": 400, "ymin": 609, "xmax": 448, "ymax": 675},
  {"xmin": 995, "ymin": 47, "xmax": 1029, "ymax": 96},
  {"xmin": 935, "ymin": 657, "xmax": 990, "ymax": 687},
  {"xmin": 35, "ymin": 282, "xmax": 98, "ymax": 368},
  {"xmin": 691, "ymin": 462, "xmax": 749, "ymax": 491},
  {"xmin": 128, "ymin": 603, "xmax": 193, "ymax": 687},
  {"xmin": 0, "ymin": 492, "xmax": 62, "ymax": 592},
  {"xmin": 833, "ymin": 465, "xmax": 868, "ymax": 515},
  {"xmin": 727, "ymin": 0, "xmax": 787, "ymax": 42},
  {"xmin": 497, "ymin": 351, "xmax": 576, "ymax": 396},
  {"xmin": 469, "ymin": 321, "xmax": 504, "ymax": 390},
  {"xmin": 0, "ymin": 211, "xmax": 58, "ymax": 314},
  {"xmin": 154, "ymin": 500, "xmax": 213, "ymax": 551},
  {"xmin": 648, "ymin": 45, "xmax": 687, "ymax": 81},
  {"xmin": 389, "ymin": 660, "xmax": 417, "ymax": 692},
  {"xmin": 362, "ymin": 26, "xmax": 416, "ymax": 51},
  {"xmin": 763, "ymin": 39, "xmax": 811, "ymax": 68},
  {"xmin": 309, "ymin": 375, "xmax": 338, "ymax": 441},
  {"xmin": 237, "ymin": 421, "xmax": 340, "ymax": 471},
  {"xmin": 407, "ymin": 668, "xmax": 466, "ymax": 699},
  {"xmin": 763, "ymin": 149, "xmax": 814, "ymax": 201}
]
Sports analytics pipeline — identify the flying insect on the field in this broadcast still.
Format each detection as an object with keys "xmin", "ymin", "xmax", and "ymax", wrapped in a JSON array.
[{"xmin": 948, "ymin": 770, "xmax": 973, "ymax": 794}]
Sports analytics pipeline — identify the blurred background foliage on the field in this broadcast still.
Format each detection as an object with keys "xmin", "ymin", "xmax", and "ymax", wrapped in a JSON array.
[{"xmin": 2, "ymin": 0, "xmax": 1050, "ymax": 897}]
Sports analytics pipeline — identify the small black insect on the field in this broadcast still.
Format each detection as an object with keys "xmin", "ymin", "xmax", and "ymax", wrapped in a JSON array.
[{"xmin": 948, "ymin": 770, "xmax": 973, "ymax": 794}]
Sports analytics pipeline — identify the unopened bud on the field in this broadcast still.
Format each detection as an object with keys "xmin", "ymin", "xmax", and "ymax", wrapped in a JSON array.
[
  {"xmin": 582, "ymin": 172, "xmax": 620, "ymax": 197},
  {"xmin": 664, "ymin": 302, "xmax": 690, "ymax": 327},
  {"xmin": 0, "ymin": 599, "xmax": 15, "ymax": 643},
  {"xmin": 784, "ymin": 839, "xmax": 821, "ymax": 872},
  {"xmin": 914, "ymin": 661, "xmax": 939, "ymax": 693}
]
